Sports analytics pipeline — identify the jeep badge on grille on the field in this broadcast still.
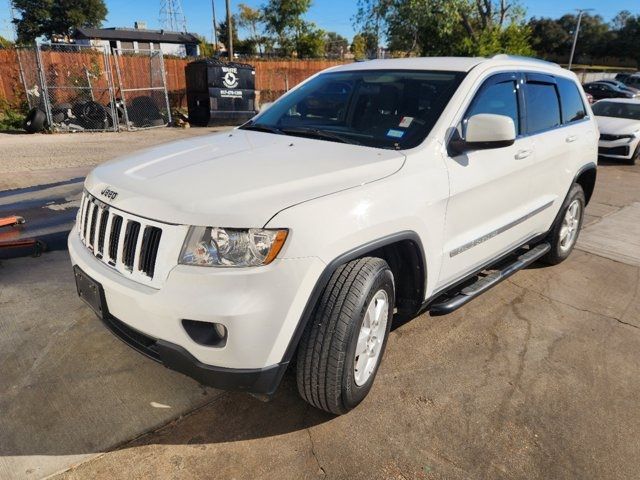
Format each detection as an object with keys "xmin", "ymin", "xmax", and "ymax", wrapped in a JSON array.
[{"xmin": 100, "ymin": 187, "xmax": 118, "ymax": 200}]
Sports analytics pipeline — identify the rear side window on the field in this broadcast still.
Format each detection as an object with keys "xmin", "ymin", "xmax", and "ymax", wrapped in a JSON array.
[
  {"xmin": 523, "ymin": 82, "xmax": 561, "ymax": 134},
  {"xmin": 557, "ymin": 78, "xmax": 587, "ymax": 124},
  {"xmin": 465, "ymin": 79, "xmax": 520, "ymax": 134}
]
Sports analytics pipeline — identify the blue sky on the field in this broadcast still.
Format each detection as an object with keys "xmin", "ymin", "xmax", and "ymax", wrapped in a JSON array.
[{"xmin": 2, "ymin": 0, "xmax": 639, "ymax": 42}]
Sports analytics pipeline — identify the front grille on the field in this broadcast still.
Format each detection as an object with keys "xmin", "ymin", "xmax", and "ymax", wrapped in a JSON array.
[
  {"xmin": 78, "ymin": 192, "xmax": 166, "ymax": 284},
  {"xmin": 599, "ymin": 145, "xmax": 630, "ymax": 156},
  {"xmin": 600, "ymin": 133, "xmax": 632, "ymax": 141}
]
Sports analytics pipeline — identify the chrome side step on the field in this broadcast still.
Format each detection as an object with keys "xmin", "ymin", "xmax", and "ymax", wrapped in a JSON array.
[{"xmin": 428, "ymin": 242, "xmax": 551, "ymax": 316}]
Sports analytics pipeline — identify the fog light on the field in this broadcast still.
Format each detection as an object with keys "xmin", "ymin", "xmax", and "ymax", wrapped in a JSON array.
[{"xmin": 182, "ymin": 319, "xmax": 227, "ymax": 347}]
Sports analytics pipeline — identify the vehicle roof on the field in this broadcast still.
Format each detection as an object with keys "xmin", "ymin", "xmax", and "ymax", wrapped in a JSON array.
[
  {"xmin": 593, "ymin": 98, "xmax": 640, "ymax": 104},
  {"xmin": 328, "ymin": 55, "xmax": 564, "ymax": 74}
]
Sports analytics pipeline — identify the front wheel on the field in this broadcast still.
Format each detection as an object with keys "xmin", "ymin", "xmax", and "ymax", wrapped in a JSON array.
[
  {"xmin": 541, "ymin": 183, "xmax": 585, "ymax": 265},
  {"xmin": 296, "ymin": 257, "xmax": 395, "ymax": 415}
]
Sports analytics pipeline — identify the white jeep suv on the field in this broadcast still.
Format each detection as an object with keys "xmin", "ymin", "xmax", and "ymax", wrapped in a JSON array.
[{"xmin": 69, "ymin": 56, "xmax": 598, "ymax": 414}]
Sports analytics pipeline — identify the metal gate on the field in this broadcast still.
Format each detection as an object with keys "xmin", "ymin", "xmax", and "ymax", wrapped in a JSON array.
[
  {"xmin": 36, "ymin": 44, "xmax": 117, "ymax": 132},
  {"xmin": 113, "ymin": 48, "xmax": 172, "ymax": 130}
]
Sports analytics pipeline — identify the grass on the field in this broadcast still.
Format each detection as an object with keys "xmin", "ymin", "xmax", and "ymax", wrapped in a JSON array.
[{"xmin": 0, "ymin": 99, "xmax": 26, "ymax": 132}]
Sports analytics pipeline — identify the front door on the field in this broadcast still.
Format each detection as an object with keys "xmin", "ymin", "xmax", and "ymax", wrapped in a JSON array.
[{"xmin": 437, "ymin": 72, "xmax": 540, "ymax": 289}]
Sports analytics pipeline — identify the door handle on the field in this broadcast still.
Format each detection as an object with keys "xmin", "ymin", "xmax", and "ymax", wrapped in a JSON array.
[
  {"xmin": 515, "ymin": 149, "xmax": 532, "ymax": 160},
  {"xmin": 566, "ymin": 135, "xmax": 577, "ymax": 143}
]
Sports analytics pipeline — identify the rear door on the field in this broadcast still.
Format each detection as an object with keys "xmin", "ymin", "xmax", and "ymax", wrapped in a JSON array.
[
  {"xmin": 438, "ymin": 72, "xmax": 538, "ymax": 288},
  {"xmin": 520, "ymin": 74, "xmax": 594, "ymax": 233}
]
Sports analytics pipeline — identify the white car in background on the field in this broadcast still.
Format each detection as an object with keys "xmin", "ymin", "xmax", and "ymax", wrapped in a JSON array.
[{"xmin": 592, "ymin": 99, "xmax": 640, "ymax": 164}]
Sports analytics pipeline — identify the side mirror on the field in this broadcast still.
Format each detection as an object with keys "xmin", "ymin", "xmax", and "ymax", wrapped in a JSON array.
[
  {"xmin": 259, "ymin": 102, "xmax": 274, "ymax": 113},
  {"xmin": 449, "ymin": 113, "xmax": 516, "ymax": 156}
]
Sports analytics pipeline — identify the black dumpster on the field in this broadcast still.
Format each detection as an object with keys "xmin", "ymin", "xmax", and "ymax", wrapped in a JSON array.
[{"xmin": 185, "ymin": 59, "xmax": 258, "ymax": 126}]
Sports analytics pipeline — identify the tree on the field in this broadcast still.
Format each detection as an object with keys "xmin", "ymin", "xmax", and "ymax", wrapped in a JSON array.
[
  {"xmin": 614, "ymin": 13, "xmax": 640, "ymax": 67},
  {"xmin": 12, "ymin": 0, "xmax": 108, "ymax": 43},
  {"xmin": 325, "ymin": 31, "xmax": 348, "ymax": 58},
  {"xmin": 612, "ymin": 10, "xmax": 633, "ymax": 31},
  {"xmin": 351, "ymin": 34, "xmax": 367, "ymax": 60},
  {"xmin": 195, "ymin": 34, "xmax": 215, "ymax": 57},
  {"xmin": 528, "ymin": 17, "xmax": 571, "ymax": 57},
  {"xmin": 354, "ymin": 0, "xmax": 532, "ymax": 57},
  {"xmin": 262, "ymin": 0, "xmax": 312, "ymax": 56},
  {"xmin": 297, "ymin": 24, "xmax": 325, "ymax": 58},
  {"xmin": 238, "ymin": 3, "xmax": 265, "ymax": 54},
  {"xmin": 0, "ymin": 35, "xmax": 14, "ymax": 49},
  {"xmin": 556, "ymin": 13, "xmax": 609, "ymax": 59}
]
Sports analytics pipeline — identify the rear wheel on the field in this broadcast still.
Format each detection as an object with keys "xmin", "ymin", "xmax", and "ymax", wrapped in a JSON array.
[
  {"xmin": 296, "ymin": 257, "xmax": 394, "ymax": 415},
  {"xmin": 541, "ymin": 183, "xmax": 585, "ymax": 265}
]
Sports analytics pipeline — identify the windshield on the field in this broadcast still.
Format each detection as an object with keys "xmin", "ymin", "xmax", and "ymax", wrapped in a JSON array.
[
  {"xmin": 592, "ymin": 101, "xmax": 640, "ymax": 120},
  {"xmin": 242, "ymin": 70, "xmax": 466, "ymax": 150}
]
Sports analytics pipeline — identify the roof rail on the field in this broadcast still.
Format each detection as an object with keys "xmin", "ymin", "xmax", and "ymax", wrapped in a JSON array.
[{"xmin": 491, "ymin": 54, "xmax": 561, "ymax": 68}]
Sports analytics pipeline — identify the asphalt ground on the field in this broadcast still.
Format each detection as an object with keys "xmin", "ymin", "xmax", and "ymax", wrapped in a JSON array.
[{"xmin": 0, "ymin": 129, "xmax": 638, "ymax": 480}]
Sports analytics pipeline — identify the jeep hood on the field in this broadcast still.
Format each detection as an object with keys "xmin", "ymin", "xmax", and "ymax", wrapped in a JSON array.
[{"xmin": 85, "ymin": 130, "xmax": 406, "ymax": 226}]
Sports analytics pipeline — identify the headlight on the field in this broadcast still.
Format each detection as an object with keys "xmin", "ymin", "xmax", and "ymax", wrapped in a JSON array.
[{"xmin": 179, "ymin": 227, "xmax": 288, "ymax": 267}]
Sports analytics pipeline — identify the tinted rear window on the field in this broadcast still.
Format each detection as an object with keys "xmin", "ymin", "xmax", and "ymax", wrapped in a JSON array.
[
  {"xmin": 557, "ymin": 78, "xmax": 587, "ymax": 124},
  {"xmin": 524, "ymin": 82, "xmax": 561, "ymax": 134}
]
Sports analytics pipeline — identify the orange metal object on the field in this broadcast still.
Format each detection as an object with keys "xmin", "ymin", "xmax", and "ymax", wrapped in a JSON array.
[{"xmin": 0, "ymin": 216, "xmax": 25, "ymax": 228}]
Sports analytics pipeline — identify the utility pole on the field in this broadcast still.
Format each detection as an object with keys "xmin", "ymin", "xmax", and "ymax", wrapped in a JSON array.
[
  {"xmin": 568, "ymin": 8, "xmax": 593, "ymax": 70},
  {"xmin": 211, "ymin": 0, "xmax": 218, "ymax": 56},
  {"xmin": 225, "ymin": 0, "xmax": 233, "ymax": 60}
]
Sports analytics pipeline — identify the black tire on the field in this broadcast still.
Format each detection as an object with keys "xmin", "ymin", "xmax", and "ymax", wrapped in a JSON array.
[
  {"xmin": 630, "ymin": 144, "xmax": 639, "ymax": 165},
  {"xmin": 128, "ymin": 96, "xmax": 163, "ymax": 127},
  {"xmin": 75, "ymin": 101, "xmax": 108, "ymax": 129},
  {"xmin": 296, "ymin": 257, "xmax": 395, "ymax": 415},
  {"xmin": 541, "ymin": 183, "xmax": 586, "ymax": 265},
  {"xmin": 23, "ymin": 108, "xmax": 46, "ymax": 133}
]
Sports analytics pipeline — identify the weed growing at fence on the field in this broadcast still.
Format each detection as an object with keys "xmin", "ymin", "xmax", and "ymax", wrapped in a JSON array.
[{"xmin": 0, "ymin": 97, "xmax": 27, "ymax": 131}]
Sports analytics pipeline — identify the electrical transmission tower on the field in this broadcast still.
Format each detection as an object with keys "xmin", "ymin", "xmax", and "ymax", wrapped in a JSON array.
[{"xmin": 159, "ymin": 0, "xmax": 188, "ymax": 32}]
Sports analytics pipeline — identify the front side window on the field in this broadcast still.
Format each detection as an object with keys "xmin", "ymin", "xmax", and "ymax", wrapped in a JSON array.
[
  {"xmin": 524, "ymin": 82, "xmax": 561, "ymax": 134},
  {"xmin": 465, "ymin": 78, "xmax": 520, "ymax": 134},
  {"xmin": 243, "ymin": 70, "xmax": 466, "ymax": 150},
  {"xmin": 557, "ymin": 77, "xmax": 587, "ymax": 124}
]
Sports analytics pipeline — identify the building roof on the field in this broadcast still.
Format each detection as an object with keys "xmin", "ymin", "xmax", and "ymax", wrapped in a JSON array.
[{"xmin": 74, "ymin": 27, "xmax": 199, "ymax": 44}]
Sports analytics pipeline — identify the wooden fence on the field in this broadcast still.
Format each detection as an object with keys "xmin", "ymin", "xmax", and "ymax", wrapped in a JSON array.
[{"xmin": 0, "ymin": 48, "xmax": 347, "ymax": 110}]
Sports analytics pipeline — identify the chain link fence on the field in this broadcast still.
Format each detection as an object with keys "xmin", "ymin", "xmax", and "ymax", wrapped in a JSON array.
[
  {"xmin": 36, "ymin": 44, "xmax": 117, "ymax": 132},
  {"xmin": 113, "ymin": 49, "xmax": 171, "ymax": 130},
  {"xmin": 15, "ymin": 46, "xmax": 42, "ymax": 109},
  {"xmin": 14, "ymin": 44, "xmax": 171, "ymax": 133}
]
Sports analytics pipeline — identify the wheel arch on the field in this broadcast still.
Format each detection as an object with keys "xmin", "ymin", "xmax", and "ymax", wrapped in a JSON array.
[
  {"xmin": 280, "ymin": 231, "xmax": 427, "ymax": 365},
  {"xmin": 575, "ymin": 162, "xmax": 597, "ymax": 205}
]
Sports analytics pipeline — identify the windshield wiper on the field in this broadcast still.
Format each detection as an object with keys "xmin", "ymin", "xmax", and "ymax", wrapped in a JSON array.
[
  {"xmin": 279, "ymin": 127, "xmax": 362, "ymax": 146},
  {"xmin": 240, "ymin": 123, "xmax": 283, "ymax": 135}
]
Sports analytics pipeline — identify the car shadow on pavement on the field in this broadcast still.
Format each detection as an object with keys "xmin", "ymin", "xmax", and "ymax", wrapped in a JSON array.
[{"xmin": 120, "ymin": 372, "xmax": 334, "ymax": 451}]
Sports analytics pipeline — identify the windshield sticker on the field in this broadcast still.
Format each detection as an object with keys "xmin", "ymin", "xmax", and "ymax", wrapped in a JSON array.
[
  {"xmin": 387, "ymin": 129, "xmax": 404, "ymax": 139},
  {"xmin": 399, "ymin": 117, "xmax": 414, "ymax": 128}
]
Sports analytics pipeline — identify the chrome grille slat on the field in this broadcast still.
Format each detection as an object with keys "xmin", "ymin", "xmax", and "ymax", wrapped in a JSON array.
[{"xmin": 78, "ymin": 192, "xmax": 166, "ymax": 284}]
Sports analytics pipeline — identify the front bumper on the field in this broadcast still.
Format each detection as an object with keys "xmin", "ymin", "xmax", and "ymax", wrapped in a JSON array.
[
  {"xmin": 598, "ymin": 138, "xmax": 638, "ymax": 160},
  {"xmin": 68, "ymin": 227, "xmax": 325, "ymax": 393},
  {"xmin": 101, "ymin": 311, "xmax": 287, "ymax": 394}
]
